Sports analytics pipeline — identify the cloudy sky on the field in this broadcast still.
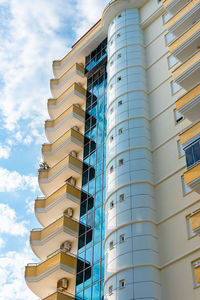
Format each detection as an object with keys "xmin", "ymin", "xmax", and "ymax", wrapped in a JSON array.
[{"xmin": 0, "ymin": 0, "xmax": 109, "ymax": 298}]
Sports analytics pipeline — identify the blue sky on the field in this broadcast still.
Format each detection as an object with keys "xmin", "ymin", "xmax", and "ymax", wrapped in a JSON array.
[{"xmin": 0, "ymin": 0, "xmax": 109, "ymax": 298}]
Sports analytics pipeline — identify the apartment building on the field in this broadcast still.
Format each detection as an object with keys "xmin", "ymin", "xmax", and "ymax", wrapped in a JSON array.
[{"xmin": 25, "ymin": 0, "xmax": 200, "ymax": 299}]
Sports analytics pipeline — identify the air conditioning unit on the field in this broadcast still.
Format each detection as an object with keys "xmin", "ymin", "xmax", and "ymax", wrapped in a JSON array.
[
  {"xmin": 70, "ymin": 151, "xmax": 77, "ymax": 158},
  {"xmin": 61, "ymin": 241, "xmax": 72, "ymax": 252},
  {"xmin": 57, "ymin": 278, "xmax": 68, "ymax": 291},
  {"xmin": 66, "ymin": 176, "xmax": 76, "ymax": 186},
  {"xmin": 72, "ymin": 126, "xmax": 79, "ymax": 132},
  {"xmin": 64, "ymin": 207, "xmax": 73, "ymax": 217}
]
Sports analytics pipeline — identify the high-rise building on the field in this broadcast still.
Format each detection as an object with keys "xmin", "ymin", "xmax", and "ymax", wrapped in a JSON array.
[{"xmin": 25, "ymin": 0, "xmax": 200, "ymax": 299}]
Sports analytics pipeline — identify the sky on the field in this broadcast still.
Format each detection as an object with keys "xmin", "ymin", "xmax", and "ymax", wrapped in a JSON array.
[{"xmin": 0, "ymin": 0, "xmax": 109, "ymax": 299}]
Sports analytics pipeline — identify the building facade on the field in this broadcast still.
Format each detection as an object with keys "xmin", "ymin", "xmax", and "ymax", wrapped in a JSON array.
[{"xmin": 25, "ymin": 0, "xmax": 200, "ymax": 300}]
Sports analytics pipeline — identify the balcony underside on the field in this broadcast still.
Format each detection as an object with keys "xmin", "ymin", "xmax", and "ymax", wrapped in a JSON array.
[
  {"xmin": 169, "ymin": 21, "xmax": 200, "ymax": 62},
  {"xmin": 45, "ymin": 108, "xmax": 85, "ymax": 144},
  {"xmin": 43, "ymin": 291, "xmax": 75, "ymax": 300},
  {"xmin": 163, "ymin": 0, "xmax": 190, "ymax": 15},
  {"xmin": 48, "ymin": 83, "xmax": 86, "ymax": 120},
  {"xmin": 42, "ymin": 129, "xmax": 84, "ymax": 168},
  {"xmin": 50, "ymin": 64, "xmax": 86, "ymax": 99},
  {"xmin": 25, "ymin": 251, "xmax": 76, "ymax": 299},
  {"xmin": 166, "ymin": 1, "xmax": 200, "ymax": 37},
  {"xmin": 30, "ymin": 216, "xmax": 78, "ymax": 261},
  {"xmin": 172, "ymin": 50, "xmax": 200, "ymax": 90},
  {"xmin": 176, "ymin": 84, "xmax": 200, "ymax": 122},
  {"xmin": 35, "ymin": 184, "xmax": 81, "ymax": 227},
  {"xmin": 38, "ymin": 155, "xmax": 82, "ymax": 197}
]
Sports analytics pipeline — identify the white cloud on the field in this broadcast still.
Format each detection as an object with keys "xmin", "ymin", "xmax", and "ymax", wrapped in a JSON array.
[
  {"xmin": 75, "ymin": 0, "xmax": 109, "ymax": 38},
  {"xmin": 0, "ymin": 246, "xmax": 37, "ymax": 300},
  {"xmin": 0, "ymin": 237, "xmax": 5, "ymax": 250},
  {"xmin": 0, "ymin": 144, "xmax": 11, "ymax": 159},
  {"xmin": 0, "ymin": 167, "xmax": 38, "ymax": 193},
  {"xmin": 0, "ymin": 204, "xmax": 28, "ymax": 236}
]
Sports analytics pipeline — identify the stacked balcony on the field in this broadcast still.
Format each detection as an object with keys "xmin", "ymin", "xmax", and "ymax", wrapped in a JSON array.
[
  {"xmin": 48, "ymin": 83, "xmax": 86, "ymax": 120},
  {"xmin": 50, "ymin": 63, "xmax": 86, "ymax": 98},
  {"xmin": 25, "ymin": 250, "xmax": 77, "ymax": 298},
  {"xmin": 35, "ymin": 183, "xmax": 81, "ymax": 227},
  {"xmin": 45, "ymin": 104, "xmax": 85, "ymax": 143},
  {"xmin": 42, "ymin": 128, "xmax": 84, "ymax": 167},
  {"xmin": 25, "ymin": 49, "xmax": 89, "ymax": 298},
  {"xmin": 164, "ymin": 0, "xmax": 200, "ymax": 198},
  {"xmin": 179, "ymin": 122, "xmax": 200, "ymax": 193}
]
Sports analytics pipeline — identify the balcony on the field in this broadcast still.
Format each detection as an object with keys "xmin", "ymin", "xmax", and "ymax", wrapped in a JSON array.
[
  {"xmin": 48, "ymin": 83, "xmax": 86, "ymax": 120},
  {"xmin": 30, "ymin": 215, "xmax": 79, "ymax": 261},
  {"xmin": 50, "ymin": 63, "xmax": 86, "ymax": 98},
  {"xmin": 35, "ymin": 183, "xmax": 81, "ymax": 227},
  {"xmin": 42, "ymin": 128, "xmax": 84, "ymax": 167},
  {"xmin": 193, "ymin": 261, "xmax": 200, "ymax": 285},
  {"xmin": 43, "ymin": 290, "xmax": 74, "ymax": 300},
  {"xmin": 190, "ymin": 209, "xmax": 200, "ymax": 235},
  {"xmin": 175, "ymin": 84, "xmax": 200, "ymax": 121},
  {"xmin": 169, "ymin": 20, "xmax": 200, "ymax": 61},
  {"xmin": 163, "ymin": 0, "xmax": 190, "ymax": 15},
  {"xmin": 45, "ymin": 105, "xmax": 85, "ymax": 143},
  {"xmin": 179, "ymin": 121, "xmax": 200, "ymax": 147},
  {"xmin": 172, "ymin": 50, "xmax": 200, "ymax": 90},
  {"xmin": 184, "ymin": 162, "xmax": 200, "ymax": 192},
  {"xmin": 38, "ymin": 154, "xmax": 82, "ymax": 197},
  {"xmin": 166, "ymin": 0, "xmax": 200, "ymax": 37},
  {"xmin": 25, "ymin": 250, "xmax": 77, "ymax": 299}
]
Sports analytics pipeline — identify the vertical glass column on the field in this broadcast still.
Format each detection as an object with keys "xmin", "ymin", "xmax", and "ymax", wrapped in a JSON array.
[{"xmin": 75, "ymin": 38, "xmax": 107, "ymax": 300}]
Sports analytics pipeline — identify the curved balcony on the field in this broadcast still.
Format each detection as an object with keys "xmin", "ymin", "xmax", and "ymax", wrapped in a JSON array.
[
  {"xmin": 172, "ymin": 50, "xmax": 200, "ymax": 90},
  {"xmin": 184, "ymin": 161, "xmax": 200, "ymax": 193},
  {"xmin": 25, "ymin": 250, "xmax": 77, "ymax": 299},
  {"xmin": 50, "ymin": 63, "xmax": 86, "ymax": 99},
  {"xmin": 48, "ymin": 83, "xmax": 86, "ymax": 120},
  {"xmin": 42, "ymin": 128, "xmax": 84, "ymax": 167},
  {"xmin": 175, "ymin": 84, "xmax": 200, "ymax": 121},
  {"xmin": 30, "ymin": 215, "xmax": 79, "ymax": 261},
  {"xmin": 35, "ymin": 183, "xmax": 81, "ymax": 227},
  {"xmin": 166, "ymin": 0, "xmax": 200, "ymax": 37},
  {"xmin": 169, "ymin": 20, "xmax": 200, "ymax": 61},
  {"xmin": 43, "ymin": 290, "xmax": 75, "ymax": 300},
  {"xmin": 45, "ymin": 104, "xmax": 85, "ymax": 143},
  {"xmin": 38, "ymin": 154, "xmax": 82, "ymax": 197},
  {"xmin": 190, "ymin": 209, "xmax": 200, "ymax": 235}
]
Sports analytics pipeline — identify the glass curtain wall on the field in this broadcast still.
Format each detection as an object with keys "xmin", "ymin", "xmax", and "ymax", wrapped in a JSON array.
[{"xmin": 75, "ymin": 38, "xmax": 107, "ymax": 300}]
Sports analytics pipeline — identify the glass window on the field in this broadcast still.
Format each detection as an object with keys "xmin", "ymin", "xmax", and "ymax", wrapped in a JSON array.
[
  {"xmin": 167, "ymin": 55, "xmax": 178, "ymax": 69},
  {"xmin": 119, "ymin": 234, "xmax": 125, "ymax": 243},
  {"xmin": 94, "ymin": 224, "xmax": 101, "ymax": 243},
  {"xmin": 93, "ymin": 262, "xmax": 100, "ymax": 283},
  {"xmin": 109, "ymin": 241, "xmax": 114, "ymax": 249},
  {"xmin": 84, "ymin": 287, "xmax": 91, "ymax": 300},
  {"xmin": 163, "ymin": 12, "xmax": 172, "ymax": 24},
  {"xmin": 92, "ymin": 282, "xmax": 100, "ymax": 300},
  {"xmin": 119, "ymin": 193, "xmax": 124, "ymax": 202},
  {"xmin": 119, "ymin": 279, "xmax": 125, "ymax": 289},
  {"xmin": 185, "ymin": 139, "xmax": 200, "ymax": 168},
  {"xmin": 165, "ymin": 32, "xmax": 175, "ymax": 45},
  {"xmin": 93, "ymin": 242, "xmax": 101, "ymax": 262},
  {"xmin": 109, "ymin": 286, "xmax": 113, "ymax": 295},
  {"xmin": 171, "ymin": 81, "xmax": 181, "ymax": 95}
]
